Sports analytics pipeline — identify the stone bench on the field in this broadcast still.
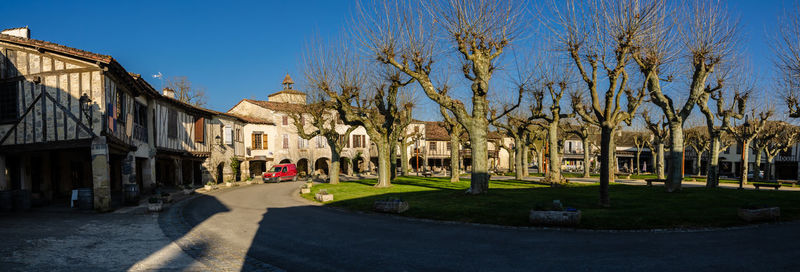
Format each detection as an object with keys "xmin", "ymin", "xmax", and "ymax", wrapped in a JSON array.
[
  {"xmin": 753, "ymin": 183, "xmax": 781, "ymax": 190},
  {"xmin": 644, "ymin": 179, "xmax": 666, "ymax": 187}
]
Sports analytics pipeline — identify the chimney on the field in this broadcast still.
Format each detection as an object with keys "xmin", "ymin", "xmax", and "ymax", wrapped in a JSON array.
[
  {"xmin": 162, "ymin": 88, "xmax": 175, "ymax": 99},
  {"xmin": 1, "ymin": 27, "xmax": 30, "ymax": 39}
]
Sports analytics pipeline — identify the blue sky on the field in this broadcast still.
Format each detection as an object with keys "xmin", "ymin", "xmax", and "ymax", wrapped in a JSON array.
[{"xmin": 0, "ymin": 0, "xmax": 789, "ymax": 120}]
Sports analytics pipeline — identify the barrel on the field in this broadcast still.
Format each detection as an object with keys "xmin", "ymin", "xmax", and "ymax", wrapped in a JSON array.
[
  {"xmin": 77, "ymin": 188, "xmax": 93, "ymax": 210},
  {"xmin": 123, "ymin": 184, "xmax": 140, "ymax": 205},
  {"xmin": 12, "ymin": 190, "xmax": 31, "ymax": 211},
  {"xmin": 0, "ymin": 190, "xmax": 12, "ymax": 212}
]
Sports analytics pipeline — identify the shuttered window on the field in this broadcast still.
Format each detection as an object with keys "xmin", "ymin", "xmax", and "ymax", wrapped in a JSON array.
[
  {"xmin": 263, "ymin": 134, "xmax": 268, "ymax": 150},
  {"xmin": 283, "ymin": 134, "xmax": 289, "ymax": 149},
  {"xmin": 252, "ymin": 133, "xmax": 262, "ymax": 149},
  {"xmin": 353, "ymin": 135, "xmax": 366, "ymax": 148},
  {"xmin": 194, "ymin": 117, "xmax": 204, "ymax": 143},
  {"xmin": 0, "ymin": 81, "xmax": 18, "ymax": 123},
  {"xmin": 429, "ymin": 141, "xmax": 437, "ymax": 151}
]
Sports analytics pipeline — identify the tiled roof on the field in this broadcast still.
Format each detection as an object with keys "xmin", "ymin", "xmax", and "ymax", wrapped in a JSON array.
[
  {"xmin": 0, "ymin": 33, "xmax": 113, "ymax": 63},
  {"xmin": 424, "ymin": 121, "xmax": 450, "ymax": 140},
  {"xmin": 239, "ymin": 98, "xmax": 308, "ymax": 113},
  {"xmin": 282, "ymin": 74, "xmax": 294, "ymax": 85},
  {"xmin": 267, "ymin": 89, "xmax": 306, "ymax": 97},
  {"xmin": 222, "ymin": 112, "xmax": 274, "ymax": 125}
]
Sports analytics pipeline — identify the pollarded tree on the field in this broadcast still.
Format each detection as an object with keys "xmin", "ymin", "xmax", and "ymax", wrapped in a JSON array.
[
  {"xmin": 775, "ymin": 3, "xmax": 800, "ymax": 118},
  {"xmin": 697, "ymin": 84, "xmax": 749, "ymax": 187},
  {"xmin": 303, "ymin": 42, "xmax": 415, "ymax": 188},
  {"xmin": 495, "ymin": 112, "xmax": 534, "ymax": 181},
  {"xmin": 631, "ymin": 0, "xmax": 737, "ymax": 192},
  {"xmin": 357, "ymin": 0, "xmax": 524, "ymax": 194},
  {"xmin": 550, "ymin": 0, "xmax": 650, "ymax": 206},
  {"xmin": 684, "ymin": 127, "xmax": 710, "ymax": 176},
  {"xmin": 641, "ymin": 109, "xmax": 669, "ymax": 180},
  {"xmin": 753, "ymin": 121, "xmax": 800, "ymax": 181},
  {"xmin": 288, "ymin": 99, "xmax": 357, "ymax": 184},
  {"xmin": 565, "ymin": 118, "xmax": 598, "ymax": 178},
  {"xmin": 440, "ymin": 106, "xmax": 464, "ymax": 183},
  {"xmin": 727, "ymin": 109, "xmax": 772, "ymax": 188},
  {"xmin": 632, "ymin": 132, "xmax": 648, "ymax": 176}
]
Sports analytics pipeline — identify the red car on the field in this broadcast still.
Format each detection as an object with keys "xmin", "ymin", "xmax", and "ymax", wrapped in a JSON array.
[{"xmin": 263, "ymin": 163, "xmax": 298, "ymax": 183}]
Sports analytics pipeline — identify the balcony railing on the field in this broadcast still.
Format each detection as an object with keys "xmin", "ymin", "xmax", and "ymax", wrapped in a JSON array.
[{"xmin": 459, "ymin": 149, "xmax": 499, "ymax": 158}]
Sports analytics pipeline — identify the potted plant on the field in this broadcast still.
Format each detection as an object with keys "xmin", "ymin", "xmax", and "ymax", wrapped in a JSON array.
[
  {"xmin": 161, "ymin": 192, "xmax": 172, "ymax": 203},
  {"xmin": 300, "ymin": 184, "xmax": 311, "ymax": 194},
  {"xmin": 373, "ymin": 197, "xmax": 409, "ymax": 213},
  {"xmin": 738, "ymin": 204, "xmax": 780, "ymax": 222},
  {"xmin": 245, "ymin": 176, "xmax": 253, "ymax": 185},
  {"xmin": 315, "ymin": 189, "xmax": 334, "ymax": 202},
  {"xmin": 204, "ymin": 181, "xmax": 215, "ymax": 191},
  {"xmin": 529, "ymin": 200, "xmax": 581, "ymax": 226},
  {"xmin": 305, "ymin": 180, "xmax": 314, "ymax": 188},
  {"xmin": 147, "ymin": 197, "xmax": 163, "ymax": 212}
]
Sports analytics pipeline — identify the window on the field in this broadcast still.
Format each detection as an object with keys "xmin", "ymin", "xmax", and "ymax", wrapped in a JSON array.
[
  {"xmin": 224, "ymin": 126, "xmax": 233, "ymax": 145},
  {"xmin": 0, "ymin": 81, "xmax": 18, "ymax": 123},
  {"xmin": 116, "ymin": 91, "xmax": 126, "ymax": 125},
  {"xmin": 283, "ymin": 134, "xmax": 289, "ymax": 149},
  {"xmin": 429, "ymin": 141, "xmax": 437, "ymax": 151},
  {"xmin": 447, "ymin": 142, "xmax": 452, "ymax": 151},
  {"xmin": 353, "ymin": 135, "xmax": 366, "ymax": 148},
  {"xmin": 282, "ymin": 116, "xmax": 288, "ymax": 126},
  {"xmin": 236, "ymin": 128, "xmax": 242, "ymax": 142},
  {"xmin": 194, "ymin": 117, "xmax": 204, "ymax": 143},
  {"xmin": 316, "ymin": 136, "xmax": 326, "ymax": 148},
  {"xmin": 252, "ymin": 133, "xmax": 262, "ymax": 149},
  {"xmin": 133, "ymin": 102, "xmax": 146, "ymax": 126},
  {"xmin": 736, "ymin": 143, "xmax": 742, "ymax": 155},
  {"xmin": 167, "ymin": 108, "xmax": 177, "ymax": 138},
  {"xmin": 339, "ymin": 134, "xmax": 350, "ymax": 148},
  {"xmin": 298, "ymin": 136, "xmax": 307, "ymax": 149}
]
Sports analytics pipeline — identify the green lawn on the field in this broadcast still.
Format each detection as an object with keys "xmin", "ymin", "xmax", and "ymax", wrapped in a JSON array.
[{"xmin": 302, "ymin": 176, "xmax": 800, "ymax": 229}]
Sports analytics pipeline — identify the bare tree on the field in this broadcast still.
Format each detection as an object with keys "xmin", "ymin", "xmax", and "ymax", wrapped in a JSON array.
[
  {"xmin": 440, "ymin": 106, "xmax": 464, "ymax": 183},
  {"xmin": 495, "ymin": 112, "xmax": 535, "ymax": 180},
  {"xmin": 356, "ymin": 0, "xmax": 524, "ymax": 194},
  {"xmin": 549, "ymin": 0, "xmax": 651, "ymax": 206},
  {"xmin": 684, "ymin": 127, "xmax": 710, "ymax": 176},
  {"xmin": 165, "ymin": 76, "xmax": 208, "ymax": 106},
  {"xmin": 727, "ymin": 109, "xmax": 772, "ymax": 188},
  {"xmin": 775, "ymin": 3, "xmax": 800, "ymax": 117},
  {"xmin": 288, "ymin": 99, "xmax": 357, "ymax": 184},
  {"xmin": 641, "ymin": 109, "xmax": 669, "ymax": 179},
  {"xmin": 632, "ymin": 132, "xmax": 648, "ymax": 176},
  {"xmin": 303, "ymin": 41, "xmax": 414, "ymax": 188},
  {"xmin": 697, "ymin": 80, "xmax": 751, "ymax": 188},
  {"xmin": 631, "ymin": 0, "xmax": 737, "ymax": 192},
  {"xmin": 753, "ymin": 121, "xmax": 800, "ymax": 181},
  {"xmin": 566, "ymin": 118, "xmax": 598, "ymax": 178}
]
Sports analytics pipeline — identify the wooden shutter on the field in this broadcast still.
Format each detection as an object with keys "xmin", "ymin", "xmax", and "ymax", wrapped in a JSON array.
[
  {"xmin": 251, "ymin": 133, "xmax": 256, "ymax": 149},
  {"xmin": 263, "ymin": 134, "xmax": 268, "ymax": 150},
  {"xmin": 194, "ymin": 117, "xmax": 204, "ymax": 142},
  {"xmin": 361, "ymin": 135, "xmax": 366, "ymax": 148}
]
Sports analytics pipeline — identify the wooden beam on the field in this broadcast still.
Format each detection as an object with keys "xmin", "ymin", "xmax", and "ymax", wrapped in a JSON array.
[
  {"xmin": 0, "ymin": 138, "xmax": 91, "ymax": 153},
  {"xmin": 43, "ymin": 91, "xmax": 96, "ymax": 138},
  {"xmin": 0, "ymin": 91, "xmax": 43, "ymax": 145}
]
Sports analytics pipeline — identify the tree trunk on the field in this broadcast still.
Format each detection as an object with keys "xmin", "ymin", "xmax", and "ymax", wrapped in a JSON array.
[
  {"xmin": 739, "ymin": 140, "xmax": 750, "ymax": 188},
  {"xmin": 467, "ymin": 122, "xmax": 490, "ymax": 194},
  {"xmin": 390, "ymin": 142, "xmax": 398, "ymax": 181},
  {"xmin": 449, "ymin": 134, "xmax": 460, "ymax": 183},
  {"xmin": 329, "ymin": 147, "xmax": 341, "ymax": 184},
  {"xmin": 766, "ymin": 157, "xmax": 775, "ymax": 181},
  {"xmin": 599, "ymin": 126, "xmax": 615, "ymax": 207},
  {"xmin": 706, "ymin": 137, "xmax": 721, "ymax": 187},
  {"xmin": 582, "ymin": 138, "xmax": 591, "ymax": 178},
  {"xmin": 400, "ymin": 139, "xmax": 409, "ymax": 176},
  {"xmin": 522, "ymin": 145, "xmax": 530, "ymax": 176},
  {"xmin": 666, "ymin": 124, "xmax": 684, "ymax": 192},
  {"xmin": 330, "ymin": 151, "xmax": 341, "ymax": 185},
  {"xmin": 375, "ymin": 141, "xmax": 392, "ymax": 188},
  {"xmin": 635, "ymin": 151, "xmax": 641, "ymax": 176},
  {"xmin": 547, "ymin": 122, "xmax": 563, "ymax": 184},
  {"xmin": 754, "ymin": 147, "xmax": 764, "ymax": 182},
  {"xmin": 657, "ymin": 143, "xmax": 665, "ymax": 180},
  {"xmin": 514, "ymin": 136, "xmax": 524, "ymax": 180}
]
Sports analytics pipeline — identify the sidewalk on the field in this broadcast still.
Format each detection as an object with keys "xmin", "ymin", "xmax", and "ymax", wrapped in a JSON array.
[{"xmin": 0, "ymin": 197, "xmax": 208, "ymax": 271}]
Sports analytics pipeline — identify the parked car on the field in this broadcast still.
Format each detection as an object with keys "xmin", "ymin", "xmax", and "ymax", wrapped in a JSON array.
[{"xmin": 263, "ymin": 164, "xmax": 298, "ymax": 183}]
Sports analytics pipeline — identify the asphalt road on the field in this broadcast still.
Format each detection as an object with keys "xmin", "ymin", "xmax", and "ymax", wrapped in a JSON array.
[{"xmin": 176, "ymin": 182, "xmax": 800, "ymax": 272}]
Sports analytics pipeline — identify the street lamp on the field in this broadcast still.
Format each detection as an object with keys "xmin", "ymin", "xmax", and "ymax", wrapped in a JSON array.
[{"xmin": 79, "ymin": 93, "xmax": 93, "ymax": 129}]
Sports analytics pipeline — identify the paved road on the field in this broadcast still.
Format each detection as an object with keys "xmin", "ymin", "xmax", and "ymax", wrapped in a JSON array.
[{"xmin": 174, "ymin": 182, "xmax": 800, "ymax": 271}]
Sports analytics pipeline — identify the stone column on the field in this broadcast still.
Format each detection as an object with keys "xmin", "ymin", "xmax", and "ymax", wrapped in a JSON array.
[
  {"xmin": 122, "ymin": 153, "xmax": 134, "ymax": 185},
  {"xmin": 189, "ymin": 161, "xmax": 196, "ymax": 186},
  {"xmin": 142, "ymin": 157, "xmax": 155, "ymax": 190},
  {"xmin": 91, "ymin": 137, "xmax": 111, "ymax": 211},
  {"xmin": 241, "ymin": 160, "xmax": 250, "ymax": 180},
  {"xmin": 175, "ymin": 159, "xmax": 183, "ymax": 185}
]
